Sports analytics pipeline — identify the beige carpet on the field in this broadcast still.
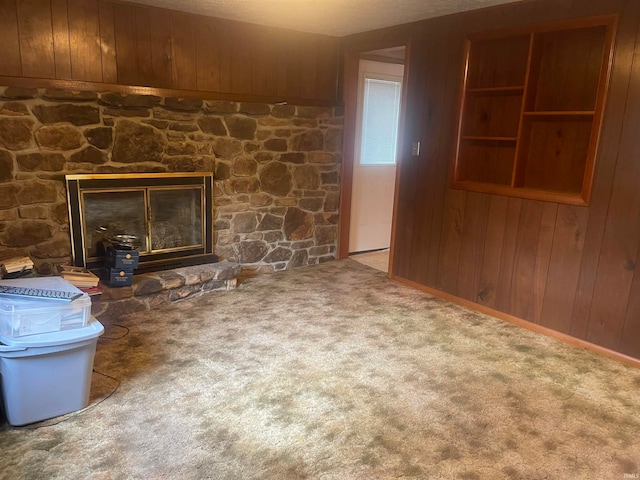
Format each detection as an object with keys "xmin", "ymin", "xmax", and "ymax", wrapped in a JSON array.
[{"xmin": 1, "ymin": 260, "xmax": 639, "ymax": 479}]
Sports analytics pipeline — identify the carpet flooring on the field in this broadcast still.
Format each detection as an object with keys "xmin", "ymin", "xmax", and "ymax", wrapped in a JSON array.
[{"xmin": 0, "ymin": 260, "xmax": 639, "ymax": 479}]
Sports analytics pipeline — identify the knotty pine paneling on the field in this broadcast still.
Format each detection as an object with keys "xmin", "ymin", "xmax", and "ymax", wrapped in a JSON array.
[
  {"xmin": 569, "ymin": 0, "xmax": 640, "ymax": 342},
  {"xmin": 137, "ymin": 7, "xmax": 173, "ymax": 89},
  {"xmin": 194, "ymin": 15, "xmax": 221, "ymax": 92},
  {"xmin": 113, "ymin": 2, "xmax": 141, "ymax": 86},
  {"xmin": 17, "ymin": 0, "xmax": 55, "ymax": 79},
  {"xmin": 494, "ymin": 198, "xmax": 523, "ymax": 314},
  {"xmin": 621, "ymin": 268, "xmax": 640, "ymax": 356},
  {"xmin": 586, "ymin": 20, "xmax": 640, "ymax": 349},
  {"xmin": 395, "ymin": 19, "xmax": 462, "ymax": 286},
  {"xmin": 98, "ymin": 0, "xmax": 117, "ymax": 84},
  {"xmin": 51, "ymin": 0, "xmax": 72, "ymax": 79},
  {"xmin": 67, "ymin": 0, "xmax": 102, "ymax": 82},
  {"xmin": 456, "ymin": 192, "xmax": 490, "ymax": 302},
  {"xmin": 315, "ymin": 35, "xmax": 341, "ymax": 101},
  {"xmin": 0, "ymin": 0, "xmax": 339, "ymax": 105},
  {"xmin": 505, "ymin": 200, "xmax": 545, "ymax": 321},
  {"xmin": 277, "ymin": 29, "xmax": 301, "ymax": 99},
  {"xmin": 0, "ymin": 1, "xmax": 21, "ymax": 76},
  {"xmin": 540, "ymin": 205, "xmax": 589, "ymax": 334},
  {"xmin": 299, "ymin": 36, "xmax": 319, "ymax": 100},
  {"xmin": 527, "ymin": 202, "xmax": 557, "ymax": 324},
  {"xmin": 227, "ymin": 22, "xmax": 252, "ymax": 95},
  {"xmin": 389, "ymin": 35, "xmax": 422, "ymax": 280},
  {"xmin": 346, "ymin": 0, "xmax": 640, "ymax": 360},
  {"xmin": 251, "ymin": 25, "xmax": 279, "ymax": 98},
  {"xmin": 423, "ymin": 15, "xmax": 468, "ymax": 289},
  {"xmin": 435, "ymin": 190, "xmax": 466, "ymax": 294},
  {"xmin": 581, "ymin": 0, "xmax": 640, "ymax": 357},
  {"xmin": 476, "ymin": 195, "xmax": 509, "ymax": 309},
  {"xmin": 170, "ymin": 12, "xmax": 197, "ymax": 91}
]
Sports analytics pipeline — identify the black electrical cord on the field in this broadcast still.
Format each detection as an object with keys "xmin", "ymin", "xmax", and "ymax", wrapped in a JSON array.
[{"xmin": 98, "ymin": 323, "xmax": 130, "ymax": 341}]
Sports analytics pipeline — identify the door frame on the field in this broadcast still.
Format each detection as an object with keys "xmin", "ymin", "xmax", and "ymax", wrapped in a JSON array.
[{"xmin": 338, "ymin": 39, "xmax": 411, "ymax": 278}]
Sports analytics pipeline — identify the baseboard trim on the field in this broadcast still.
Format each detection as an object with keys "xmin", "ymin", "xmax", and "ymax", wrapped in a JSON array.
[{"xmin": 390, "ymin": 274, "xmax": 640, "ymax": 370}]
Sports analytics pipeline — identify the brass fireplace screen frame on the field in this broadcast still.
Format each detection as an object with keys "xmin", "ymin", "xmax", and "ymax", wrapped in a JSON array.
[{"xmin": 65, "ymin": 173, "xmax": 216, "ymax": 273}]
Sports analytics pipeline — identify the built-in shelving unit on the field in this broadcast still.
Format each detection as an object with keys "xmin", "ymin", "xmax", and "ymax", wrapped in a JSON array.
[{"xmin": 452, "ymin": 16, "xmax": 616, "ymax": 205}]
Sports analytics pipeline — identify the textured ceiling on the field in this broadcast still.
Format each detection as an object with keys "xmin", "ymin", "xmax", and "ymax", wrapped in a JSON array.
[{"xmin": 121, "ymin": 0, "xmax": 525, "ymax": 36}]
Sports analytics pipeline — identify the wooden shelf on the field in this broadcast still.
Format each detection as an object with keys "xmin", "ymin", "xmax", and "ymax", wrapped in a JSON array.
[
  {"xmin": 523, "ymin": 110, "xmax": 595, "ymax": 116},
  {"xmin": 451, "ymin": 180, "xmax": 590, "ymax": 206},
  {"xmin": 461, "ymin": 136, "xmax": 517, "ymax": 142},
  {"xmin": 452, "ymin": 15, "xmax": 616, "ymax": 204},
  {"xmin": 467, "ymin": 86, "xmax": 525, "ymax": 94}
]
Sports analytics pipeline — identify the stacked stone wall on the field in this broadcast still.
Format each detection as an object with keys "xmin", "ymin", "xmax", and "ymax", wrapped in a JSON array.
[{"xmin": 0, "ymin": 86, "xmax": 343, "ymax": 274}]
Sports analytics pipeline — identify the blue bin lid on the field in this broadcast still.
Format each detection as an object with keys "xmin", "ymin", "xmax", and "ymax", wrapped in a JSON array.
[{"xmin": 0, "ymin": 316, "xmax": 104, "ymax": 348}]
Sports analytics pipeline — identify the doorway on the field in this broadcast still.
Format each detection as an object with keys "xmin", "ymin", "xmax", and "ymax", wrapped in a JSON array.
[
  {"xmin": 349, "ymin": 59, "xmax": 404, "ymax": 254},
  {"xmin": 343, "ymin": 46, "xmax": 407, "ymax": 273}
]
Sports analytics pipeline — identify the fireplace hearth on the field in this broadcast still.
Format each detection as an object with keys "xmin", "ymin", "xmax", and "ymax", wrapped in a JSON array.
[{"xmin": 66, "ymin": 173, "xmax": 217, "ymax": 273}]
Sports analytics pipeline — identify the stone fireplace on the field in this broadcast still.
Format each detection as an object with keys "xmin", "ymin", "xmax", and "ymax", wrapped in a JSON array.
[
  {"xmin": 66, "ymin": 173, "xmax": 217, "ymax": 273},
  {"xmin": 0, "ymin": 86, "xmax": 343, "ymax": 276}
]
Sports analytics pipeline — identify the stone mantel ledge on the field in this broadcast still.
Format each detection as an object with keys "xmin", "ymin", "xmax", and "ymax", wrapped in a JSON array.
[{"xmin": 91, "ymin": 260, "xmax": 241, "ymax": 322}]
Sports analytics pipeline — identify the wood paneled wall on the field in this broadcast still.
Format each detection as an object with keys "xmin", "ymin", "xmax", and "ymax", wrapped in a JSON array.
[
  {"xmin": 345, "ymin": 0, "xmax": 640, "ymax": 361},
  {"xmin": 0, "ymin": 0, "xmax": 340, "ymax": 105}
]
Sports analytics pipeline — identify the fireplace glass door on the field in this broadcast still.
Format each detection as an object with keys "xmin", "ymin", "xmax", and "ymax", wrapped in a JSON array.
[
  {"xmin": 82, "ymin": 187, "xmax": 204, "ymax": 261},
  {"xmin": 83, "ymin": 190, "xmax": 148, "ymax": 258},
  {"xmin": 66, "ymin": 173, "xmax": 215, "ymax": 272},
  {"xmin": 149, "ymin": 188, "xmax": 203, "ymax": 251}
]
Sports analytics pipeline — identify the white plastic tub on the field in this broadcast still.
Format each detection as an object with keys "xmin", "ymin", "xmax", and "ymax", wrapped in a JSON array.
[
  {"xmin": 0, "ymin": 316, "xmax": 104, "ymax": 426},
  {"xmin": 0, "ymin": 277, "xmax": 91, "ymax": 337}
]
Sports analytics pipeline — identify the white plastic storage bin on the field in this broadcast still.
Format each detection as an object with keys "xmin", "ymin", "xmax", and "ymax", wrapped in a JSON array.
[
  {"xmin": 0, "ymin": 316, "xmax": 104, "ymax": 426},
  {"xmin": 0, "ymin": 277, "xmax": 91, "ymax": 337}
]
